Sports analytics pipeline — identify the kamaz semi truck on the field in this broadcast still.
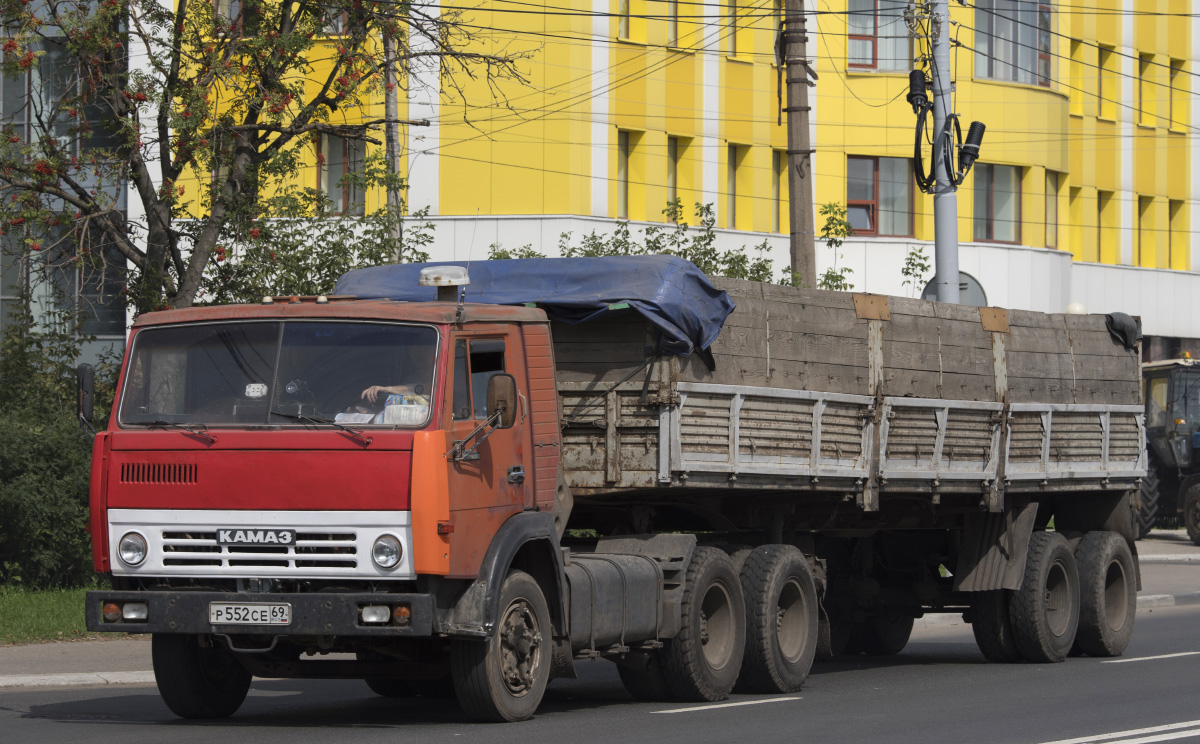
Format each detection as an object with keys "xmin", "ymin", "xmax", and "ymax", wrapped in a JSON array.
[{"xmin": 82, "ymin": 257, "xmax": 1146, "ymax": 722}]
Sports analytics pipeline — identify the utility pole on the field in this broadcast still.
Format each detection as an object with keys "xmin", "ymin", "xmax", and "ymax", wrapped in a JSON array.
[
  {"xmin": 383, "ymin": 31, "xmax": 403, "ymax": 247},
  {"xmin": 929, "ymin": 0, "xmax": 959, "ymax": 303},
  {"xmin": 782, "ymin": 0, "xmax": 816, "ymax": 286}
]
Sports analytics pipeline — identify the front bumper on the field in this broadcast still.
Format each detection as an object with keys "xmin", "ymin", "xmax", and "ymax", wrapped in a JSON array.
[{"xmin": 85, "ymin": 590, "xmax": 435, "ymax": 637}]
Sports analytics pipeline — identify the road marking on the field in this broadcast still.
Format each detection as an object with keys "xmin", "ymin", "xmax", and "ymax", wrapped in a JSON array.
[
  {"xmin": 1101, "ymin": 651, "xmax": 1200, "ymax": 664},
  {"xmin": 652, "ymin": 697, "xmax": 801, "ymax": 714},
  {"xmin": 1038, "ymin": 720, "xmax": 1200, "ymax": 744}
]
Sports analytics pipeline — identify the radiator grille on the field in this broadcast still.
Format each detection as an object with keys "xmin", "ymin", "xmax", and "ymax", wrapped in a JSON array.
[
  {"xmin": 157, "ymin": 531, "xmax": 358, "ymax": 569},
  {"xmin": 120, "ymin": 463, "xmax": 198, "ymax": 485}
]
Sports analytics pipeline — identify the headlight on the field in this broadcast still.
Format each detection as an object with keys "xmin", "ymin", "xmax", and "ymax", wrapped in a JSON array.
[
  {"xmin": 118, "ymin": 532, "xmax": 147, "ymax": 566},
  {"xmin": 372, "ymin": 535, "xmax": 402, "ymax": 569}
]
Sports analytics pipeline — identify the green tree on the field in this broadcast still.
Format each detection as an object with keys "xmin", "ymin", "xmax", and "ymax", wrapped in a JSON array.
[
  {"xmin": 0, "ymin": 0, "xmax": 529, "ymax": 314},
  {"xmin": 816, "ymin": 202, "xmax": 855, "ymax": 291}
]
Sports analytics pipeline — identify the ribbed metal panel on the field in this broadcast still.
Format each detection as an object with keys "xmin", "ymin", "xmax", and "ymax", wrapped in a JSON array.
[
  {"xmin": 120, "ymin": 462, "xmax": 198, "ymax": 485},
  {"xmin": 679, "ymin": 393, "xmax": 732, "ymax": 456},
  {"xmin": 884, "ymin": 407, "xmax": 938, "ymax": 468},
  {"xmin": 738, "ymin": 395, "xmax": 813, "ymax": 461},
  {"xmin": 1049, "ymin": 413, "xmax": 1103, "ymax": 463},
  {"xmin": 1008, "ymin": 413, "xmax": 1044, "ymax": 463},
  {"xmin": 1108, "ymin": 413, "xmax": 1142, "ymax": 463},
  {"xmin": 943, "ymin": 409, "xmax": 995, "ymax": 471},
  {"xmin": 819, "ymin": 403, "xmax": 866, "ymax": 462}
]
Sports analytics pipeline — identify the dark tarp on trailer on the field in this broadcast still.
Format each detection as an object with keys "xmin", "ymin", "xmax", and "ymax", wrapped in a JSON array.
[{"xmin": 334, "ymin": 256, "xmax": 735, "ymax": 357}]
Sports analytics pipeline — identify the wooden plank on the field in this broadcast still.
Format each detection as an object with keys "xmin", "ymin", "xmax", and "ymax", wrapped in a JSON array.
[
  {"xmin": 713, "ymin": 328, "xmax": 872, "ymax": 367},
  {"xmin": 883, "ymin": 339, "xmax": 996, "ymax": 377},
  {"xmin": 1007, "ymin": 309, "xmax": 1069, "ymax": 330},
  {"xmin": 885, "ymin": 313, "xmax": 995, "ymax": 350}
]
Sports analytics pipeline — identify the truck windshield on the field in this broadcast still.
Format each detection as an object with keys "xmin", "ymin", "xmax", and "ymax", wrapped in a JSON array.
[
  {"xmin": 119, "ymin": 321, "xmax": 438, "ymax": 428},
  {"xmin": 1174, "ymin": 370, "xmax": 1200, "ymax": 428}
]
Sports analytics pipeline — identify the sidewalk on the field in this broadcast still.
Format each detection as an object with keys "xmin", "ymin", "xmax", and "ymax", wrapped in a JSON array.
[{"xmin": 2, "ymin": 531, "xmax": 1198, "ymax": 690}]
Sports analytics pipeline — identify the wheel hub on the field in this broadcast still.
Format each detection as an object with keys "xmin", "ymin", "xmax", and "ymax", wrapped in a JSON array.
[{"xmin": 499, "ymin": 600, "xmax": 542, "ymax": 696}]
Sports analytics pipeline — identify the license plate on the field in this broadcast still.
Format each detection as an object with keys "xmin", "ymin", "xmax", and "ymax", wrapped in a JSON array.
[{"xmin": 209, "ymin": 602, "xmax": 291, "ymax": 625}]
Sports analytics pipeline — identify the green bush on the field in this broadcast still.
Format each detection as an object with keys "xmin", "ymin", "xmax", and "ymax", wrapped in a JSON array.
[{"xmin": 0, "ymin": 410, "xmax": 94, "ymax": 588}]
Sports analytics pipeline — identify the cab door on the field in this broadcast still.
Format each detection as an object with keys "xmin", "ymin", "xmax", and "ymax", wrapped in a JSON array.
[{"xmin": 442, "ymin": 326, "xmax": 533, "ymax": 578}]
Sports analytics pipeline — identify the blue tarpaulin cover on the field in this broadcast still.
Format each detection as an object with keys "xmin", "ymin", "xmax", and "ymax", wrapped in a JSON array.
[{"xmin": 334, "ymin": 256, "xmax": 735, "ymax": 357}]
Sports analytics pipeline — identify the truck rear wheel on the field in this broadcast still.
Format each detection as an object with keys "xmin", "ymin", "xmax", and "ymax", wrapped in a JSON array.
[
  {"xmin": 451, "ymin": 570, "xmax": 551, "ymax": 722},
  {"xmin": 738, "ymin": 545, "xmax": 818, "ymax": 693},
  {"xmin": 1009, "ymin": 531, "xmax": 1080, "ymax": 663},
  {"xmin": 850, "ymin": 612, "xmax": 914, "ymax": 656},
  {"xmin": 616, "ymin": 652, "xmax": 675, "ymax": 702},
  {"xmin": 1186, "ymin": 487, "xmax": 1200, "ymax": 547},
  {"xmin": 661, "ymin": 546, "xmax": 746, "ymax": 701},
  {"xmin": 1075, "ymin": 531, "xmax": 1137, "ymax": 657},
  {"xmin": 970, "ymin": 590, "xmax": 1020, "ymax": 662},
  {"xmin": 151, "ymin": 634, "xmax": 251, "ymax": 719}
]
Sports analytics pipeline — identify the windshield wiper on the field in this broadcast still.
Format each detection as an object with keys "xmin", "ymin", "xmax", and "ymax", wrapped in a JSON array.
[
  {"xmin": 269, "ymin": 410, "xmax": 372, "ymax": 447},
  {"xmin": 148, "ymin": 420, "xmax": 217, "ymax": 444}
]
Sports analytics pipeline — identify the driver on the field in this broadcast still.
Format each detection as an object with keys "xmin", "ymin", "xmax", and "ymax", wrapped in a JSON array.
[{"xmin": 359, "ymin": 343, "xmax": 436, "ymax": 406}]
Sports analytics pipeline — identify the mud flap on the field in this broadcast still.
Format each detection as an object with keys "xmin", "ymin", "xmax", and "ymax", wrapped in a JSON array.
[{"xmin": 952, "ymin": 503, "xmax": 1039, "ymax": 592}]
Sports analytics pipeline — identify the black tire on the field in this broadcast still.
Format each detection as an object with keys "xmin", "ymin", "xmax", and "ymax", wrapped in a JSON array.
[
  {"xmin": 738, "ymin": 545, "xmax": 819, "ymax": 693},
  {"xmin": 616, "ymin": 652, "xmax": 675, "ymax": 702},
  {"xmin": 1074, "ymin": 531, "xmax": 1137, "ymax": 657},
  {"xmin": 1135, "ymin": 471, "xmax": 1161, "ymax": 540},
  {"xmin": 151, "ymin": 634, "xmax": 252, "ymax": 719},
  {"xmin": 815, "ymin": 610, "xmax": 851, "ymax": 660},
  {"xmin": 1009, "ymin": 531, "xmax": 1080, "ymax": 663},
  {"xmin": 660, "ymin": 546, "xmax": 746, "ymax": 702},
  {"xmin": 850, "ymin": 612, "xmax": 914, "ymax": 656},
  {"xmin": 1186, "ymin": 486, "xmax": 1200, "ymax": 547},
  {"xmin": 970, "ymin": 590, "xmax": 1021, "ymax": 662},
  {"xmin": 451, "ymin": 570, "xmax": 551, "ymax": 722}
]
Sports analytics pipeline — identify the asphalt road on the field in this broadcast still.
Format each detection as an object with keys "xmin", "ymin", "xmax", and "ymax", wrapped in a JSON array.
[{"xmin": 3, "ymin": 604, "xmax": 1199, "ymax": 744}]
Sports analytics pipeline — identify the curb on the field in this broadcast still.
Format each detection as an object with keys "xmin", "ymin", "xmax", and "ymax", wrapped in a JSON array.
[
  {"xmin": 1138, "ymin": 555, "xmax": 1200, "ymax": 564},
  {"xmin": 0, "ymin": 671, "xmax": 156, "ymax": 689}
]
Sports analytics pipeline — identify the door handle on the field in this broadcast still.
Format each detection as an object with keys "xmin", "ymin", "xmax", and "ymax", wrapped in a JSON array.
[{"xmin": 507, "ymin": 465, "xmax": 526, "ymax": 484}]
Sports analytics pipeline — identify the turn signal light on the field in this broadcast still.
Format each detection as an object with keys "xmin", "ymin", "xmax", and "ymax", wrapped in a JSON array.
[
  {"xmin": 1175, "ymin": 418, "xmax": 1186, "ymax": 425},
  {"xmin": 393, "ymin": 605, "xmax": 412, "ymax": 627},
  {"xmin": 102, "ymin": 602, "xmax": 122, "ymax": 623}
]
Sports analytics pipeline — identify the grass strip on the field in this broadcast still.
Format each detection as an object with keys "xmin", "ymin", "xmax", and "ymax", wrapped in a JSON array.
[{"xmin": 0, "ymin": 588, "xmax": 98, "ymax": 645}]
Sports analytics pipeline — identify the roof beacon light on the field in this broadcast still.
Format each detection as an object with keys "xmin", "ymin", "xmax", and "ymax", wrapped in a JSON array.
[{"xmin": 419, "ymin": 266, "xmax": 470, "ymax": 302}]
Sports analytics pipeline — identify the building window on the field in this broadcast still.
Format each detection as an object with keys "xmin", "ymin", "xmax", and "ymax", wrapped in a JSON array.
[
  {"xmin": 214, "ymin": 0, "xmax": 241, "ymax": 29},
  {"xmin": 1068, "ymin": 185, "xmax": 1083, "ymax": 259},
  {"xmin": 1044, "ymin": 171, "xmax": 1058, "ymax": 249},
  {"xmin": 78, "ymin": 241, "xmax": 126, "ymax": 336},
  {"xmin": 666, "ymin": 136, "xmax": 679, "ymax": 209},
  {"xmin": 974, "ymin": 0, "xmax": 1048, "ymax": 85},
  {"xmin": 618, "ymin": 0, "xmax": 630, "ymax": 39},
  {"xmin": 773, "ymin": 150, "xmax": 785, "ymax": 234},
  {"xmin": 973, "ymin": 164, "xmax": 1020, "ymax": 243},
  {"xmin": 1136, "ymin": 196, "xmax": 1152, "ymax": 266},
  {"xmin": 323, "ymin": 8, "xmax": 347, "ymax": 35},
  {"xmin": 729, "ymin": 0, "xmax": 739, "ymax": 56},
  {"xmin": 317, "ymin": 134, "xmax": 365, "ymax": 216},
  {"xmin": 1169, "ymin": 60, "xmax": 1186, "ymax": 130},
  {"xmin": 1098, "ymin": 45, "xmax": 1117, "ymax": 120},
  {"xmin": 1169, "ymin": 199, "xmax": 1186, "ymax": 268},
  {"xmin": 617, "ymin": 130, "xmax": 630, "ymax": 219},
  {"xmin": 1138, "ymin": 54, "xmax": 1155, "ymax": 126},
  {"xmin": 848, "ymin": 0, "xmax": 910, "ymax": 71},
  {"xmin": 726, "ymin": 145, "xmax": 739, "ymax": 229},
  {"xmin": 1068, "ymin": 39, "xmax": 1083, "ymax": 115},
  {"xmin": 846, "ymin": 156, "xmax": 912, "ymax": 237},
  {"xmin": 667, "ymin": 0, "xmax": 679, "ymax": 46},
  {"xmin": 1097, "ymin": 189, "xmax": 1116, "ymax": 262}
]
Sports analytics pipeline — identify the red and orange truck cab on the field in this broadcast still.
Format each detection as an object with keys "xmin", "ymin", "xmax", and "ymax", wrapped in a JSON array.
[{"xmin": 87, "ymin": 295, "xmax": 565, "ymax": 639}]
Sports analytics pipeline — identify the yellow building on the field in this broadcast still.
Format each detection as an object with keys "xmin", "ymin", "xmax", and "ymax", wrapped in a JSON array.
[{"xmin": 225, "ymin": 0, "xmax": 1200, "ymax": 346}]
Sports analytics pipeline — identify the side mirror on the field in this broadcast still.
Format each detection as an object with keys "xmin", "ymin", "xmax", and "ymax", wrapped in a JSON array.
[
  {"xmin": 77, "ymin": 363, "xmax": 95, "ymax": 430},
  {"xmin": 487, "ymin": 373, "xmax": 517, "ymax": 429}
]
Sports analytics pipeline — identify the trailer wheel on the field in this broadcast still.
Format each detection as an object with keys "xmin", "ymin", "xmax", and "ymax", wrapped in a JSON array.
[
  {"xmin": 1135, "ymin": 472, "xmax": 1162, "ymax": 540},
  {"xmin": 1186, "ymin": 487, "xmax": 1200, "ymax": 547},
  {"xmin": 616, "ymin": 652, "xmax": 675, "ymax": 702},
  {"xmin": 850, "ymin": 612, "xmax": 915, "ymax": 656},
  {"xmin": 969, "ymin": 591, "xmax": 1020, "ymax": 662},
  {"xmin": 152, "ymin": 634, "xmax": 251, "ymax": 719},
  {"xmin": 661, "ymin": 546, "xmax": 746, "ymax": 701},
  {"xmin": 1074, "ymin": 531, "xmax": 1136, "ymax": 657},
  {"xmin": 738, "ymin": 545, "xmax": 818, "ymax": 693},
  {"xmin": 451, "ymin": 570, "xmax": 551, "ymax": 722},
  {"xmin": 1009, "ymin": 531, "xmax": 1080, "ymax": 663}
]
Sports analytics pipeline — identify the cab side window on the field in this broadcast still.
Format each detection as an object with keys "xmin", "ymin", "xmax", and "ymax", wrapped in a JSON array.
[
  {"xmin": 1147, "ymin": 376, "xmax": 1167, "ymax": 429},
  {"xmin": 452, "ymin": 338, "xmax": 507, "ymax": 421}
]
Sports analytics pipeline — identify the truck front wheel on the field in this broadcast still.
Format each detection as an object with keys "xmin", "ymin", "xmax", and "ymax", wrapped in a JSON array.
[
  {"xmin": 151, "ymin": 634, "xmax": 251, "ymax": 719},
  {"xmin": 738, "ymin": 545, "xmax": 818, "ymax": 692},
  {"xmin": 1009, "ymin": 531, "xmax": 1080, "ymax": 663},
  {"xmin": 451, "ymin": 570, "xmax": 551, "ymax": 722},
  {"xmin": 1074, "ymin": 531, "xmax": 1136, "ymax": 657},
  {"xmin": 661, "ymin": 546, "xmax": 746, "ymax": 701}
]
